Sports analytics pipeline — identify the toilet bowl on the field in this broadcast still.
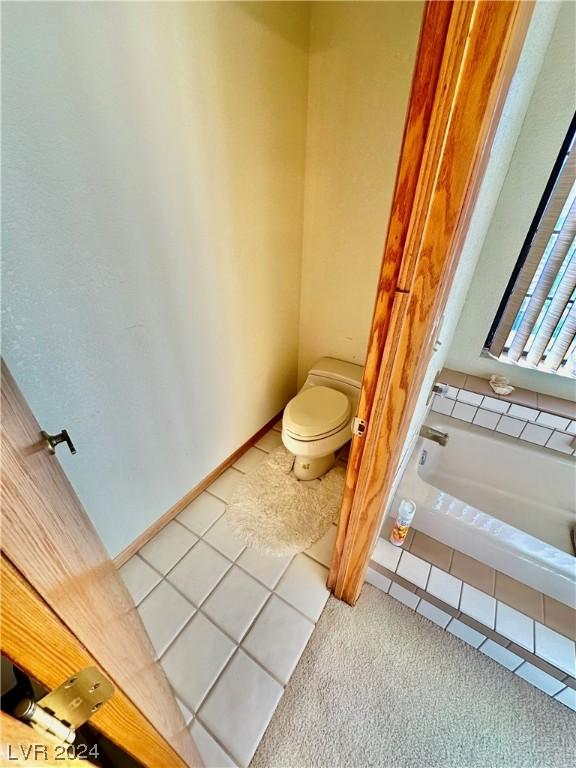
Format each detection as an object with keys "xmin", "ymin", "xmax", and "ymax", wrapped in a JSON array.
[{"xmin": 282, "ymin": 357, "xmax": 364, "ymax": 480}]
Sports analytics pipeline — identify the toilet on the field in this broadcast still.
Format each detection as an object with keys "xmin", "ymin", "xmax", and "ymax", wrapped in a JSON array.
[{"xmin": 282, "ymin": 357, "xmax": 364, "ymax": 480}]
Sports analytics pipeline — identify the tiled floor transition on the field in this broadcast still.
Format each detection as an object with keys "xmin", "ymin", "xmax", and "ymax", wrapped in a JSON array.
[
  {"xmin": 120, "ymin": 422, "xmax": 575, "ymax": 767},
  {"xmin": 120, "ymin": 423, "xmax": 339, "ymax": 768},
  {"xmin": 369, "ymin": 536, "xmax": 576, "ymax": 709}
]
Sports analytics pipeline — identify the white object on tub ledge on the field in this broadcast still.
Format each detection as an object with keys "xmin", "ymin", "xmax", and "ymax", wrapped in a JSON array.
[
  {"xmin": 395, "ymin": 412, "xmax": 576, "ymax": 608},
  {"xmin": 489, "ymin": 374, "xmax": 515, "ymax": 396}
]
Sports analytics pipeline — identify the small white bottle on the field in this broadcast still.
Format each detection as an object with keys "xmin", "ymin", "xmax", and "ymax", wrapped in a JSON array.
[{"xmin": 390, "ymin": 499, "xmax": 416, "ymax": 547}]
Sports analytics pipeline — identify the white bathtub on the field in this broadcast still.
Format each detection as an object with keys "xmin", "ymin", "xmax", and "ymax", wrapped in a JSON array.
[{"xmin": 393, "ymin": 413, "xmax": 576, "ymax": 607}]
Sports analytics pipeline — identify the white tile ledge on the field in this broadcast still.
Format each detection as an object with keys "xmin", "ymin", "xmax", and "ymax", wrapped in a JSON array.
[
  {"xmin": 366, "ymin": 558, "xmax": 575, "ymax": 709},
  {"xmin": 433, "ymin": 381, "xmax": 576, "ymax": 456}
]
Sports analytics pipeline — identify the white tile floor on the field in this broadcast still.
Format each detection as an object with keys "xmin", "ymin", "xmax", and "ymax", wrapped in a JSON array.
[{"xmin": 120, "ymin": 425, "xmax": 340, "ymax": 768}]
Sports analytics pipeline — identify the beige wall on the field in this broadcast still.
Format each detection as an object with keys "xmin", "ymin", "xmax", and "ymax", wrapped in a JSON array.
[
  {"xmin": 2, "ymin": 2, "xmax": 309, "ymax": 556},
  {"xmin": 446, "ymin": 1, "xmax": 576, "ymax": 400},
  {"xmin": 297, "ymin": 1, "xmax": 424, "ymax": 382}
]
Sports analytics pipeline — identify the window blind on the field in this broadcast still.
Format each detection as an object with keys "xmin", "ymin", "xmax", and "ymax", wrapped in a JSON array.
[{"xmin": 487, "ymin": 131, "xmax": 576, "ymax": 377}]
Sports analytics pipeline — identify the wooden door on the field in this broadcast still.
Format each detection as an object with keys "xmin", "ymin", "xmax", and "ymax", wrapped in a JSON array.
[
  {"xmin": 329, "ymin": 0, "xmax": 534, "ymax": 603},
  {"xmin": 0, "ymin": 361, "xmax": 202, "ymax": 766}
]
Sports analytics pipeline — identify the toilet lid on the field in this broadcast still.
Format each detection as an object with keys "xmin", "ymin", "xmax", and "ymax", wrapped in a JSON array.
[{"xmin": 284, "ymin": 386, "xmax": 351, "ymax": 438}]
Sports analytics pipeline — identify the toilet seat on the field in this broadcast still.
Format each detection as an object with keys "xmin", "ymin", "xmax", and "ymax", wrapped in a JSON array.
[{"xmin": 283, "ymin": 386, "xmax": 351, "ymax": 440}]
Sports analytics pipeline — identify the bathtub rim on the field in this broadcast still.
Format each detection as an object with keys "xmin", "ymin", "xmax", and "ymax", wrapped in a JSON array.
[{"xmin": 395, "ymin": 423, "xmax": 576, "ymax": 609}]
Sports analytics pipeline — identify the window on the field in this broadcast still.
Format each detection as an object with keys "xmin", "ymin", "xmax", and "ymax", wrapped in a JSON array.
[{"xmin": 485, "ymin": 115, "xmax": 576, "ymax": 378}]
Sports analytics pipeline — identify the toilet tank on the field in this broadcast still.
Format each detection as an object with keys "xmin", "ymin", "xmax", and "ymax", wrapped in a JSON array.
[{"xmin": 303, "ymin": 357, "xmax": 364, "ymax": 410}]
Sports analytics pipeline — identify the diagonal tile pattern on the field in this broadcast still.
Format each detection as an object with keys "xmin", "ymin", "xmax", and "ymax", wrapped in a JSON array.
[
  {"xmin": 200, "ymin": 650, "xmax": 283, "ymax": 767},
  {"xmin": 202, "ymin": 567, "xmax": 269, "ymax": 642},
  {"xmin": 177, "ymin": 492, "xmax": 226, "ymax": 536},
  {"xmin": 119, "ymin": 554, "xmax": 161, "ymax": 604},
  {"xmin": 120, "ymin": 428, "xmax": 338, "ymax": 767},
  {"xmin": 167, "ymin": 540, "xmax": 231, "ymax": 606},
  {"xmin": 137, "ymin": 580, "xmax": 195, "ymax": 658},
  {"xmin": 139, "ymin": 520, "xmax": 197, "ymax": 574}
]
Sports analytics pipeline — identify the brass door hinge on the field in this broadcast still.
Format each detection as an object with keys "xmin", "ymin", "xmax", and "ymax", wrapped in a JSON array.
[{"xmin": 14, "ymin": 667, "xmax": 114, "ymax": 744}]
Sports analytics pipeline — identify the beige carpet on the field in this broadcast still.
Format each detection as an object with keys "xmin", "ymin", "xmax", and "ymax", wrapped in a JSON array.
[{"xmin": 252, "ymin": 585, "xmax": 575, "ymax": 768}]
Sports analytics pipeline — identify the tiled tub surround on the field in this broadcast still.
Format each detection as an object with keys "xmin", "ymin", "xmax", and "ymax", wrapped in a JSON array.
[
  {"xmin": 120, "ymin": 423, "xmax": 338, "ymax": 768},
  {"xmin": 369, "ymin": 534, "xmax": 576, "ymax": 711},
  {"xmin": 434, "ymin": 368, "xmax": 576, "ymax": 456},
  {"xmin": 399, "ymin": 408, "xmax": 575, "ymax": 607}
]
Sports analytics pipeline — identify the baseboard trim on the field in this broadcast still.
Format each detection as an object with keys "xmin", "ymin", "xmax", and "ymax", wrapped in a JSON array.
[{"xmin": 113, "ymin": 410, "xmax": 283, "ymax": 568}]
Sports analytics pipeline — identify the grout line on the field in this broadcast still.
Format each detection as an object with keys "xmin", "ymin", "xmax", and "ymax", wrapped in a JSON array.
[
  {"xmin": 131, "ymin": 432, "xmax": 337, "ymax": 757},
  {"xmin": 253, "ymin": 439, "xmax": 273, "ymax": 454},
  {"xmin": 139, "ymin": 538, "xmax": 199, "ymax": 582},
  {"xmin": 374, "ymin": 561, "xmax": 574, "ymax": 689},
  {"xmin": 201, "ymin": 522, "xmax": 247, "ymax": 563},
  {"xmin": 140, "ymin": 577, "xmax": 197, "ymax": 617},
  {"xmin": 153, "ymin": 547, "xmax": 322, "ymax": 674},
  {"xmin": 194, "ymin": 713, "xmax": 241, "ymax": 767},
  {"xmin": 271, "ymin": 552, "xmax": 331, "ymax": 621},
  {"xmin": 232, "ymin": 446, "xmax": 268, "ymax": 471},
  {"xmin": 183, "ymin": 523, "xmax": 327, "ymax": 624},
  {"xmin": 233, "ymin": 554, "xmax": 293, "ymax": 592},
  {"xmin": 156, "ymin": 596, "xmax": 284, "ymax": 740},
  {"xmin": 162, "ymin": 543, "xmax": 235, "ymax": 608},
  {"xmin": 438, "ymin": 404, "xmax": 576, "ymax": 456},
  {"xmin": 179, "ymin": 507, "xmax": 227, "ymax": 539},
  {"xmin": 172, "ymin": 517, "xmax": 203, "ymax": 540},
  {"xmin": 197, "ymin": 607, "xmax": 284, "ymax": 687},
  {"xmin": 192, "ymin": 604, "xmax": 297, "ymax": 768},
  {"xmin": 457, "ymin": 581, "xmax": 464, "ymax": 612},
  {"xmin": 197, "ymin": 596, "xmax": 288, "ymax": 690},
  {"xmin": 157, "ymin": 609, "xmax": 198, "ymax": 662},
  {"xmin": 554, "ymin": 684, "xmax": 568, "ymax": 699},
  {"xmin": 518, "ymin": 422, "xmax": 530, "ymax": 441},
  {"xmin": 494, "ymin": 413, "xmax": 504, "ymax": 432},
  {"xmin": 194, "ymin": 645, "xmax": 243, "ymax": 731},
  {"xmin": 300, "ymin": 550, "xmax": 329, "ymax": 568},
  {"xmin": 127, "ymin": 555, "xmax": 163, "ymax": 607},
  {"xmin": 423, "ymin": 560, "xmax": 432, "ymax": 592},
  {"xmin": 194, "ymin": 710, "xmax": 242, "ymax": 767},
  {"xmin": 201, "ymin": 488, "xmax": 233, "ymax": 503},
  {"xmin": 205, "ymin": 489, "xmax": 237, "ymax": 505},
  {"xmin": 159, "ymin": 564, "xmax": 323, "ymax": 725},
  {"xmin": 510, "ymin": 656, "xmax": 524, "ymax": 673},
  {"xmin": 272, "ymin": 579, "xmax": 328, "ymax": 626}
]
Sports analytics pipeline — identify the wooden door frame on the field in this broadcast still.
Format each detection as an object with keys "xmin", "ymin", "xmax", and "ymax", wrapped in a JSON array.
[{"xmin": 329, "ymin": 0, "xmax": 535, "ymax": 604}]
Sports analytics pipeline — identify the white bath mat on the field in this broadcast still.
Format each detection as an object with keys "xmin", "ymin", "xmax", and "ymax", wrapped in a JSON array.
[{"xmin": 226, "ymin": 447, "xmax": 345, "ymax": 556}]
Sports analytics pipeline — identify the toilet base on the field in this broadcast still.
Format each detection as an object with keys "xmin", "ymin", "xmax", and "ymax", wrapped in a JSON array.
[{"xmin": 293, "ymin": 452, "xmax": 335, "ymax": 481}]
